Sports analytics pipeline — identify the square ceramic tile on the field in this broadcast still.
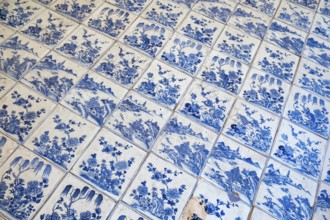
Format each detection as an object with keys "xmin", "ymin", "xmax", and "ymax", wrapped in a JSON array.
[
  {"xmin": 106, "ymin": 91, "xmax": 172, "ymax": 149},
  {"xmin": 0, "ymin": 84, "xmax": 55, "ymax": 143},
  {"xmin": 0, "ymin": 146, "xmax": 64, "ymax": 220},
  {"xmin": 120, "ymin": 18, "xmax": 172, "ymax": 57},
  {"xmin": 271, "ymin": 119, "xmax": 327, "ymax": 180},
  {"xmin": 202, "ymin": 135, "xmax": 267, "ymax": 205},
  {"xmin": 62, "ymin": 72, "xmax": 128, "ymax": 126},
  {"xmin": 93, "ymin": 42, "xmax": 151, "ymax": 88},
  {"xmin": 106, "ymin": 0, "xmax": 152, "ymax": 14},
  {"xmin": 159, "ymin": 33, "xmax": 210, "ymax": 75},
  {"xmin": 215, "ymin": 26, "xmax": 261, "ymax": 64},
  {"xmin": 123, "ymin": 153, "xmax": 196, "ymax": 219},
  {"xmin": 239, "ymin": 68, "xmax": 291, "ymax": 115},
  {"xmin": 0, "ymin": 25, "xmax": 15, "ymax": 44},
  {"xmin": 288, "ymin": 0, "xmax": 319, "ymax": 10},
  {"xmin": 25, "ymin": 105, "xmax": 99, "ymax": 171},
  {"xmin": 250, "ymin": 208, "xmax": 277, "ymax": 220},
  {"xmin": 283, "ymin": 85, "xmax": 330, "ymax": 138},
  {"xmin": 21, "ymin": 51, "xmax": 87, "ymax": 102},
  {"xmin": 255, "ymin": 159, "xmax": 318, "ymax": 220},
  {"xmin": 311, "ymin": 13, "xmax": 330, "ymax": 41},
  {"xmin": 253, "ymin": 41, "xmax": 299, "ymax": 82},
  {"xmin": 153, "ymin": 113, "xmax": 217, "ymax": 176},
  {"xmin": 303, "ymin": 34, "xmax": 330, "ymax": 68},
  {"xmin": 319, "ymin": 0, "xmax": 330, "ymax": 17},
  {"xmin": 72, "ymin": 129, "xmax": 146, "ymax": 200},
  {"xmin": 0, "ymin": 73, "xmax": 15, "ymax": 98},
  {"xmin": 36, "ymin": 173, "xmax": 115, "ymax": 220},
  {"xmin": 0, "ymin": 133, "xmax": 18, "ymax": 166},
  {"xmin": 56, "ymin": 26, "xmax": 114, "ymax": 67},
  {"xmin": 321, "ymin": 143, "xmax": 330, "ymax": 183},
  {"xmin": 178, "ymin": 11, "xmax": 224, "ymax": 46},
  {"xmin": 85, "ymin": 3, "xmax": 136, "ymax": 39},
  {"xmin": 141, "ymin": 0, "xmax": 189, "ymax": 30},
  {"xmin": 228, "ymin": 5, "xmax": 271, "ymax": 39},
  {"xmin": 20, "ymin": 10, "xmax": 78, "ymax": 47},
  {"xmin": 223, "ymin": 99, "xmax": 280, "ymax": 154},
  {"xmin": 314, "ymin": 182, "xmax": 330, "ymax": 219},
  {"xmin": 177, "ymin": 79, "xmax": 235, "ymax": 132},
  {"xmin": 133, "ymin": 60, "xmax": 192, "ymax": 109},
  {"xmin": 109, "ymin": 203, "xmax": 147, "ymax": 219},
  {"xmin": 197, "ymin": 50, "xmax": 249, "ymax": 95},
  {"xmin": 241, "ymin": 0, "xmax": 281, "ymax": 16},
  {"xmin": 0, "ymin": 34, "xmax": 49, "ymax": 80}
]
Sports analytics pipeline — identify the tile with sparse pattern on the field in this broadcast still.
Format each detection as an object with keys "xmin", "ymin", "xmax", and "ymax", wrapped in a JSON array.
[
  {"xmin": 0, "ymin": 73, "xmax": 15, "ymax": 98},
  {"xmin": 0, "ymin": 133, "xmax": 18, "ymax": 166},
  {"xmin": 0, "ymin": 25, "xmax": 14, "ymax": 44}
]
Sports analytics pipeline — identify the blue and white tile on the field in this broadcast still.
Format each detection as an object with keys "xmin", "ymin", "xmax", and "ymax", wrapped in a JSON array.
[
  {"xmin": 265, "ymin": 20, "xmax": 308, "ymax": 55},
  {"xmin": 36, "ymin": 0, "xmax": 56, "ymax": 5},
  {"xmin": 85, "ymin": 3, "xmax": 136, "ymax": 39},
  {"xmin": 253, "ymin": 41, "xmax": 299, "ymax": 82},
  {"xmin": 215, "ymin": 26, "xmax": 261, "ymax": 64},
  {"xmin": 141, "ymin": 0, "xmax": 189, "ymax": 30},
  {"xmin": 311, "ymin": 13, "xmax": 330, "ymax": 41},
  {"xmin": 106, "ymin": 91, "xmax": 171, "ymax": 150},
  {"xmin": 56, "ymin": 26, "xmax": 114, "ymax": 67},
  {"xmin": 271, "ymin": 119, "xmax": 327, "ymax": 180},
  {"xmin": 153, "ymin": 113, "xmax": 217, "ymax": 176},
  {"xmin": 159, "ymin": 33, "xmax": 210, "ymax": 75},
  {"xmin": 322, "ymin": 144, "xmax": 330, "ymax": 184},
  {"xmin": 250, "ymin": 208, "xmax": 277, "ymax": 220},
  {"xmin": 178, "ymin": 11, "xmax": 224, "ymax": 46},
  {"xmin": 313, "ymin": 182, "xmax": 330, "ymax": 220},
  {"xmin": 107, "ymin": 0, "xmax": 152, "ymax": 14},
  {"xmin": 303, "ymin": 34, "xmax": 330, "ymax": 68},
  {"xmin": 171, "ymin": 0, "xmax": 197, "ymax": 8},
  {"xmin": 197, "ymin": 50, "xmax": 249, "ymax": 95},
  {"xmin": 255, "ymin": 159, "xmax": 318, "ymax": 220},
  {"xmin": 121, "ymin": 18, "xmax": 172, "ymax": 58},
  {"xmin": 20, "ymin": 10, "xmax": 78, "ymax": 47},
  {"xmin": 318, "ymin": 0, "xmax": 330, "ymax": 17},
  {"xmin": 36, "ymin": 173, "xmax": 115, "ymax": 220},
  {"xmin": 202, "ymin": 135, "xmax": 267, "ymax": 205},
  {"xmin": 72, "ymin": 128, "xmax": 146, "ymax": 200},
  {"xmin": 25, "ymin": 105, "xmax": 99, "ymax": 171},
  {"xmin": 0, "ymin": 25, "xmax": 14, "ymax": 44},
  {"xmin": 288, "ymin": 0, "xmax": 319, "ymax": 10},
  {"xmin": 0, "ymin": 133, "xmax": 18, "ymax": 166},
  {"xmin": 21, "ymin": 51, "xmax": 87, "ymax": 102},
  {"xmin": 177, "ymin": 79, "xmax": 235, "ymax": 132},
  {"xmin": 284, "ymin": 85, "xmax": 330, "ymax": 138},
  {"xmin": 0, "ymin": 34, "xmax": 49, "ymax": 80},
  {"xmin": 0, "ymin": 146, "xmax": 64, "ymax": 220},
  {"xmin": 239, "ymin": 68, "xmax": 291, "ymax": 115},
  {"xmin": 134, "ymin": 60, "xmax": 192, "ymax": 109},
  {"xmin": 0, "ymin": 73, "xmax": 15, "ymax": 98},
  {"xmin": 0, "ymin": 84, "xmax": 55, "ymax": 143},
  {"xmin": 241, "ymin": 0, "xmax": 281, "ymax": 16},
  {"xmin": 62, "ymin": 72, "xmax": 127, "ymax": 126},
  {"xmin": 123, "ymin": 153, "xmax": 196, "ymax": 219},
  {"xmin": 228, "ymin": 5, "xmax": 271, "ymax": 39},
  {"xmin": 109, "ymin": 203, "xmax": 148, "ymax": 220}
]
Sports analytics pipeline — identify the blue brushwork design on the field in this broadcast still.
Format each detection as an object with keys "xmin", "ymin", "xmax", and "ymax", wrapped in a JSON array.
[
  {"xmin": 288, "ymin": 0, "xmax": 318, "ymax": 10},
  {"xmin": 320, "ymin": 0, "xmax": 330, "ymax": 16},
  {"xmin": 54, "ymin": 0, "xmax": 97, "ymax": 22},
  {"xmin": 241, "ymin": 0, "xmax": 277, "ymax": 15},
  {"xmin": 113, "ymin": 0, "xmax": 147, "ymax": 13},
  {"xmin": 277, "ymin": 3, "xmax": 312, "ymax": 31},
  {"xmin": 195, "ymin": 0, "xmax": 233, "ymax": 23},
  {"xmin": 315, "ymin": 189, "xmax": 330, "ymax": 220},
  {"xmin": 172, "ymin": 0, "xmax": 196, "ymax": 8},
  {"xmin": 305, "ymin": 37, "xmax": 330, "ymax": 68},
  {"xmin": 0, "ymin": 137, "xmax": 7, "ymax": 157}
]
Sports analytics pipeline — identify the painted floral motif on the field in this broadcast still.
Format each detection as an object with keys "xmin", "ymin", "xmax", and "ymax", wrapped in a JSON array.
[
  {"xmin": 241, "ymin": 0, "xmax": 280, "ymax": 16},
  {"xmin": 319, "ymin": 0, "xmax": 330, "ymax": 16},
  {"xmin": 311, "ymin": 13, "xmax": 330, "ymax": 41},
  {"xmin": 314, "ymin": 184, "xmax": 330, "ymax": 220},
  {"xmin": 193, "ymin": 0, "xmax": 236, "ymax": 23},
  {"xmin": 288, "ymin": 0, "xmax": 318, "ymax": 10},
  {"xmin": 303, "ymin": 36, "xmax": 330, "ymax": 68},
  {"xmin": 108, "ymin": 0, "xmax": 150, "ymax": 13}
]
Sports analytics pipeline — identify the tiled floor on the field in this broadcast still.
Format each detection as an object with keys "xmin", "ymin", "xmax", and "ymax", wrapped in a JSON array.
[{"xmin": 0, "ymin": 0, "xmax": 330, "ymax": 219}]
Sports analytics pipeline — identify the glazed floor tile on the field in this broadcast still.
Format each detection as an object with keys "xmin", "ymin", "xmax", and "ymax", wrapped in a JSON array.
[{"xmin": 1, "ymin": 0, "xmax": 330, "ymax": 220}]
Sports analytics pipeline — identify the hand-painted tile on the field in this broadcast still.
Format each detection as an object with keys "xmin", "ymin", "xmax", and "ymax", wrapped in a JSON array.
[
  {"xmin": 294, "ymin": 58, "xmax": 330, "ymax": 100},
  {"xmin": 121, "ymin": 18, "xmax": 172, "ymax": 57},
  {"xmin": 159, "ymin": 33, "xmax": 210, "ymax": 75},
  {"xmin": 321, "ymin": 143, "xmax": 330, "ymax": 183},
  {"xmin": 271, "ymin": 119, "xmax": 327, "ymax": 180},
  {"xmin": 36, "ymin": 0, "xmax": 55, "ymax": 5},
  {"xmin": 314, "ymin": 183, "xmax": 330, "ymax": 220},
  {"xmin": 255, "ymin": 159, "xmax": 318, "ymax": 220},
  {"xmin": 224, "ymin": 99, "xmax": 280, "ymax": 154},
  {"xmin": 63, "ymin": 73, "xmax": 127, "ymax": 126},
  {"xmin": 25, "ymin": 105, "xmax": 99, "ymax": 171},
  {"xmin": 110, "ymin": 203, "xmax": 147, "ymax": 220},
  {"xmin": 153, "ymin": 113, "xmax": 217, "ymax": 176},
  {"xmin": 0, "ymin": 84, "xmax": 55, "ymax": 143},
  {"xmin": 202, "ymin": 135, "xmax": 267, "ymax": 205},
  {"xmin": 265, "ymin": 20, "xmax": 308, "ymax": 55},
  {"xmin": 72, "ymin": 129, "xmax": 146, "ymax": 200},
  {"xmin": 319, "ymin": 0, "xmax": 330, "ymax": 17},
  {"xmin": 85, "ymin": 3, "xmax": 136, "ymax": 38},
  {"xmin": 0, "ymin": 134, "xmax": 18, "ymax": 166},
  {"xmin": 106, "ymin": 91, "xmax": 171, "ymax": 149},
  {"xmin": 303, "ymin": 34, "xmax": 330, "ymax": 68},
  {"xmin": 241, "ymin": 0, "xmax": 280, "ymax": 16},
  {"xmin": 141, "ymin": 0, "xmax": 189, "ymax": 30},
  {"xmin": 0, "ymin": 74, "xmax": 15, "ymax": 98},
  {"xmin": 276, "ymin": 1, "xmax": 315, "ymax": 32},
  {"xmin": 288, "ymin": 0, "xmax": 319, "ymax": 10},
  {"xmin": 177, "ymin": 79, "xmax": 235, "ymax": 132},
  {"xmin": 0, "ymin": 34, "xmax": 49, "ymax": 80},
  {"xmin": 215, "ymin": 26, "xmax": 261, "ymax": 64},
  {"xmin": 0, "ymin": 147, "xmax": 64, "ymax": 220},
  {"xmin": 52, "ymin": 0, "xmax": 103, "ymax": 22},
  {"xmin": 253, "ymin": 41, "xmax": 299, "ymax": 82},
  {"xmin": 56, "ymin": 26, "xmax": 114, "ymax": 67},
  {"xmin": 171, "ymin": 0, "xmax": 197, "ymax": 8},
  {"xmin": 93, "ymin": 42, "xmax": 151, "ymax": 88},
  {"xmin": 197, "ymin": 50, "xmax": 249, "ymax": 95},
  {"xmin": 36, "ymin": 174, "xmax": 115, "ymax": 220},
  {"xmin": 239, "ymin": 68, "xmax": 291, "ymax": 115},
  {"xmin": 178, "ymin": 11, "xmax": 224, "ymax": 46},
  {"xmin": 21, "ymin": 51, "xmax": 87, "ymax": 102},
  {"xmin": 284, "ymin": 86, "xmax": 330, "ymax": 138},
  {"xmin": 0, "ymin": 0, "xmax": 44, "ymax": 29},
  {"xmin": 311, "ymin": 13, "xmax": 330, "ymax": 41},
  {"xmin": 134, "ymin": 60, "xmax": 192, "ymax": 109},
  {"xmin": 250, "ymin": 208, "xmax": 277, "ymax": 220},
  {"xmin": 228, "ymin": 5, "xmax": 271, "ymax": 39},
  {"xmin": 0, "ymin": 25, "xmax": 14, "ymax": 44},
  {"xmin": 20, "ymin": 10, "xmax": 78, "ymax": 47},
  {"xmin": 123, "ymin": 154, "xmax": 196, "ymax": 219},
  {"xmin": 107, "ymin": 0, "xmax": 152, "ymax": 14}
]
